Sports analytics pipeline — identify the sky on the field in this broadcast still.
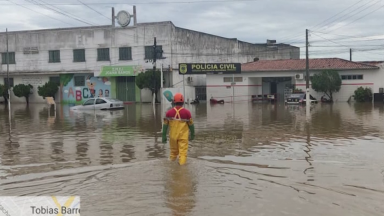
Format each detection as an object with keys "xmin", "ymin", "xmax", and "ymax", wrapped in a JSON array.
[{"xmin": 0, "ymin": 0, "xmax": 384, "ymax": 61}]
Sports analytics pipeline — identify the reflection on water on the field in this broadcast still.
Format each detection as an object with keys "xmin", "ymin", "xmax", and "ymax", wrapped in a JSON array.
[{"xmin": 0, "ymin": 102, "xmax": 384, "ymax": 215}]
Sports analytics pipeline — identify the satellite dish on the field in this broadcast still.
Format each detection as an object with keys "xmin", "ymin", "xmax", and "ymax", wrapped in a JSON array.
[{"xmin": 116, "ymin": 10, "xmax": 131, "ymax": 27}]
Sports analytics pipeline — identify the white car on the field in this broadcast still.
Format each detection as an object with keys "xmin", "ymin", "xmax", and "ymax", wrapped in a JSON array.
[{"xmin": 70, "ymin": 97, "xmax": 124, "ymax": 111}]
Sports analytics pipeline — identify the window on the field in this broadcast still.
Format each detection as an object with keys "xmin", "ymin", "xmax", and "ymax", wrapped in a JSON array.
[
  {"xmin": 341, "ymin": 75, "xmax": 363, "ymax": 80},
  {"xmin": 144, "ymin": 46, "xmax": 163, "ymax": 59},
  {"xmin": 49, "ymin": 50, "xmax": 60, "ymax": 63},
  {"xmin": 74, "ymin": 76, "xmax": 85, "ymax": 86},
  {"xmin": 73, "ymin": 49, "xmax": 85, "ymax": 62},
  {"xmin": 223, "ymin": 77, "xmax": 243, "ymax": 82},
  {"xmin": 1, "ymin": 52, "xmax": 15, "ymax": 64},
  {"xmin": 49, "ymin": 77, "xmax": 60, "ymax": 86},
  {"xmin": 96, "ymin": 99, "xmax": 107, "ymax": 104},
  {"xmin": 3, "ymin": 78, "xmax": 14, "ymax": 87},
  {"xmin": 97, "ymin": 48, "xmax": 110, "ymax": 61},
  {"xmin": 234, "ymin": 77, "xmax": 243, "ymax": 82},
  {"xmin": 83, "ymin": 99, "xmax": 95, "ymax": 106},
  {"xmin": 119, "ymin": 47, "xmax": 132, "ymax": 60}
]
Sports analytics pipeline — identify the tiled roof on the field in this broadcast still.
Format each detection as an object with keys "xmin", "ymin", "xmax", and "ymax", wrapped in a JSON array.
[
  {"xmin": 242, "ymin": 58, "xmax": 379, "ymax": 72},
  {"xmin": 356, "ymin": 61, "xmax": 384, "ymax": 66}
]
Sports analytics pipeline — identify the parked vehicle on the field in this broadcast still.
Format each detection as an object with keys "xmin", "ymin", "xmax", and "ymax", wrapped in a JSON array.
[
  {"xmin": 285, "ymin": 93, "xmax": 318, "ymax": 105},
  {"xmin": 70, "ymin": 97, "xmax": 124, "ymax": 111}
]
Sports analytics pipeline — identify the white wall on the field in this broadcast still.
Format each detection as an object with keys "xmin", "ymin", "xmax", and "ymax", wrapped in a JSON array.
[
  {"xmin": 0, "ymin": 75, "xmax": 55, "ymax": 103},
  {"xmin": 294, "ymin": 69, "xmax": 383, "ymax": 102},
  {"xmin": 206, "ymin": 73, "xmax": 251, "ymax": 102},
  {"xmin": 207, "ymin": 68, "xmax": 384, "ymax": 102}
]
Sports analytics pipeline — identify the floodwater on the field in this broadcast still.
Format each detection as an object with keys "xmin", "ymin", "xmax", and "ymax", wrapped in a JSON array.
[{"xmin": 0, "ymin": 102, "xmax": 384, "ymax": 216}]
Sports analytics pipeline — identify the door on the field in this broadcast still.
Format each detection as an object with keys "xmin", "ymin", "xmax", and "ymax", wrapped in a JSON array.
[
  {"xmin": 116, "ymin": 77, "xmax": 136, "ymax": 102},
  {"xmin": 270, "ymin": 82, "xmax": 277, "ymax": 94},
  {"xmin": 195, "ymin": 86, "xmax": 207, "ymax": 101},
  {"xmin": 94, "ymin": 98, "xmax": 108, "ymax": 110}
]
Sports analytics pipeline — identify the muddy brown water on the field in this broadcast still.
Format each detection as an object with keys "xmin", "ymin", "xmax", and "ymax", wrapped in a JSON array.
[{"xmin": 0, "ymin": 102, "xmax": 383, "ymax": 216}]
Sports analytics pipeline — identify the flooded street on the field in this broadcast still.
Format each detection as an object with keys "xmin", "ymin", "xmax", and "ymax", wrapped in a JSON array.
[{"xmin": 0, "ymin": 102, "xmax": 384, "ymax": 216}]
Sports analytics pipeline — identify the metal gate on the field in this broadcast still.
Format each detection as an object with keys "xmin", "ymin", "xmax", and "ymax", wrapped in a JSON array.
[
  {"xmin": 195, "ymin": 86, "xmax": 206, "ymax": 101},
  {"xmin": 116, "ymin": 76, "xmax": 136, "ymax": 102}
]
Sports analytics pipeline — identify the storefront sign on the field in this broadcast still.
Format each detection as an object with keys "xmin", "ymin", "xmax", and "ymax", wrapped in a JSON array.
[
  {"xmin": 179, "ymin": 63, "xmax": 241, "ymax": 74},
  {"xmin": 97, "ymin": 65, "xmax": 144, "ymax": 77}
]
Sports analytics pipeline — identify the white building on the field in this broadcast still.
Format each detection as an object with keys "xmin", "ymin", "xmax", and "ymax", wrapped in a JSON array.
[
  {"xmin": 0, "ymin": 20, "xmax": 299, "ymax": 104},
  {"xmin": 206, "ymin": 58, "xmax": 384, "ymax": 102}
]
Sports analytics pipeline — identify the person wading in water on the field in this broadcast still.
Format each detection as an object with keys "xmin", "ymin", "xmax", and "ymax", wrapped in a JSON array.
[{"xmin": 162, "ymin": 93, "xmax": 195, "ymax": 165}]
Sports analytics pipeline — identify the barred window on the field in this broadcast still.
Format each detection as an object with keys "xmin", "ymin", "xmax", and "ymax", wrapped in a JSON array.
[
  {"xmin": 73, "ymin": 49, "xmax": 85, "ymax": 62},
  {"xmin": 119, "ymin": 47, "xmax": 132, "ymax": 60},
  {"xmin": 1, "ymin": 52, "xmax": 15, "ymax": 64},
  {"xmin": 97, "ymin": 48, "xmax": 110, "ymax": 61}
]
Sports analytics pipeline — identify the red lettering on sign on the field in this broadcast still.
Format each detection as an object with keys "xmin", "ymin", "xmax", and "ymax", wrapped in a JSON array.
[{"xmin": 76, "ymin": 90, "xmax": 82, "ymax": 101}]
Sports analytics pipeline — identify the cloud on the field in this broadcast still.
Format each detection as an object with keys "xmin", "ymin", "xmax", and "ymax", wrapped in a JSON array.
[
  {"xmin": 64, "ymin": 90, "xmax": 69, "ymax": 93},
  {"xmin": 75, "ymin": 87, "xmax": 81, "ymax": 90},
  {"xmin": 0, "ymin": 0, "xmax": 383, "ymax": 61},
  {"xmin": 105, "ymin": 81, "xmax": 111, "ymax": 86}
]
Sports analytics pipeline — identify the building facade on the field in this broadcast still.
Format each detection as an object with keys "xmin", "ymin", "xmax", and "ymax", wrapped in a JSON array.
[
  {"xmin": 0, "ymin": 21, "xmax": 299, "ymax": 104},
  {"xmin": 206, "ymin": 58, "xmax": 384, "ymax": 102}
]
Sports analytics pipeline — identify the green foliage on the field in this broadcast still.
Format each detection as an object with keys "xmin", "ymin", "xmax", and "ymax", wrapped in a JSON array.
[
  {"xmin": 0, "ymin": 84, "xmax": 5, "ymax": 96},
  {"xmin": 60, "ymin": 74, "xmax": 74, "ymax": 86},
  {"xmin": 0, "ymin": 84, "xmax": 8, "ymax": 104},
  {"xmin": 13, "ymin": 84, "xmax": 33, "ymax": 104},
  {"xmin": 38, "ymin": 81, "xmax": 59, "ymax": 99},
  {"xmin": 353, "ymin": 86, "xmax": 372, "ymax": 102},
  {"xmin": 136, "ymin": 69, "xmax": 161, "ymax": 90},
  {"xmin": 136, "ymin": 69, "xmax": 161, "ymax": 102},
  {"xmin": 310, "ymin": 70, "xmax": 342, "ymax": 102}
]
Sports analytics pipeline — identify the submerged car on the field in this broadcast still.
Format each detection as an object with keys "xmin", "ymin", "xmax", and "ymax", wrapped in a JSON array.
[
  {"xmin": 70, "ymin": 97, "xmax": 124, "ymax": 111},
  {"xmin": 285, "ymin": 93, "xmax": 318, "ymax": 105}
]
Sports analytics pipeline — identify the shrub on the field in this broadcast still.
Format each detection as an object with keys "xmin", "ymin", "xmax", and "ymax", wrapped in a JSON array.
[
  {"xmin": 13, "ymin": 84, "xmax": 33, "ymax": 104},
  {"xmin": 353, "ymin": 86, "xmax": 372, "ymax": 102},
  {"xmin": 38, "ymin": 81, "xmax": 59, "ymax": 100}
]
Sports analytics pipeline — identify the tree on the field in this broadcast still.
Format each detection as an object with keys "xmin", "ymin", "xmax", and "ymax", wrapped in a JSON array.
[
  {"xmin": 13, "ymin": 84, "xmax": 33, "ymax": 105},
  {"xmin": 0, "ymin": 84, "xmax": 8, "ymax": 104},
  {"xmin": 310, "ymin": 70, "xmax": 342, "ymax": 102},
  {"xmin": 136, "ymin": 69, "xmax": 161, "ymax": 103},
  {"xmin": 38, "ymin": 81, "xmax": 59, "ymax": 100},
  {"xmin": 59, "ymin": 74, "xmax": 74, "ymax": 101}
]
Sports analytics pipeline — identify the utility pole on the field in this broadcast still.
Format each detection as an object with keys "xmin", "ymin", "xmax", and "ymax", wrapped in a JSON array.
[
  {"xmin": 305, "ymin": 29, "xmax": 310, "ymax": 109},
  {"xmin": 152, "ymin": 37, "xmax": 157, "ymax": 105},
  {"xmin": 350, "ymin": 48, "xmax": 352, "ymax": 61},
  {"xmin": 112, "ymin": 7, "xmax": 115, "ymax": 27},
  {"xmin": 6, "ymin": 28, "xmax": 10, "ymax": 112}
]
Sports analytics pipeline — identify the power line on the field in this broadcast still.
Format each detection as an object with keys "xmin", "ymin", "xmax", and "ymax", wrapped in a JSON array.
[
  {"xmin": 278, "ymin": 0, "xmax": 366, "ymax": 44},
  {"xmin": 4, "ymin": 0, "xmax": 73, "ymax": 26},
  {"xmin": 324, "ymin": 3, "xmax": 384, "ymax": 33},
  {"xmin": 315, "ymin": 0, "xmax": 380, "ymax": 32},
  {"xmin": 77, "ymin": 0, "xmax": 111, "ymax": 21},
  {"xmin": 310, "ymin": 0, "xmax": 365, "ymax": 30},
  {"xmin": 26, "ymin": 0, "xmax": 96, "ymax": 26}
]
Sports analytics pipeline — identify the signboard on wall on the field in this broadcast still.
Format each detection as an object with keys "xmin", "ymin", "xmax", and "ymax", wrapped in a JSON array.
[
  {"xmin": 178, "ymin": 63, "xmax": 241, "ymax": 75},
  {"xmin": 96, "ymin": 65, "xmax": 144, "ymax": 77}
]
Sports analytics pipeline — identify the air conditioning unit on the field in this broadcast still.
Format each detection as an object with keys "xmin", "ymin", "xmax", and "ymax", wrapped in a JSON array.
[
  {"xmin": 187, "ymin": 77, "xmax": 193, "ymax": 83},
  {"xmin": 295, "ymin": 74, "xmax": 304, "ymax": 80}
]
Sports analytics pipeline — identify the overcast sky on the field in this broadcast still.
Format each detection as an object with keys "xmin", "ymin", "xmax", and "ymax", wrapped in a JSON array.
[{"xmin": 0, "ymin": 0, "xmax": 383, "ymax": 61}]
